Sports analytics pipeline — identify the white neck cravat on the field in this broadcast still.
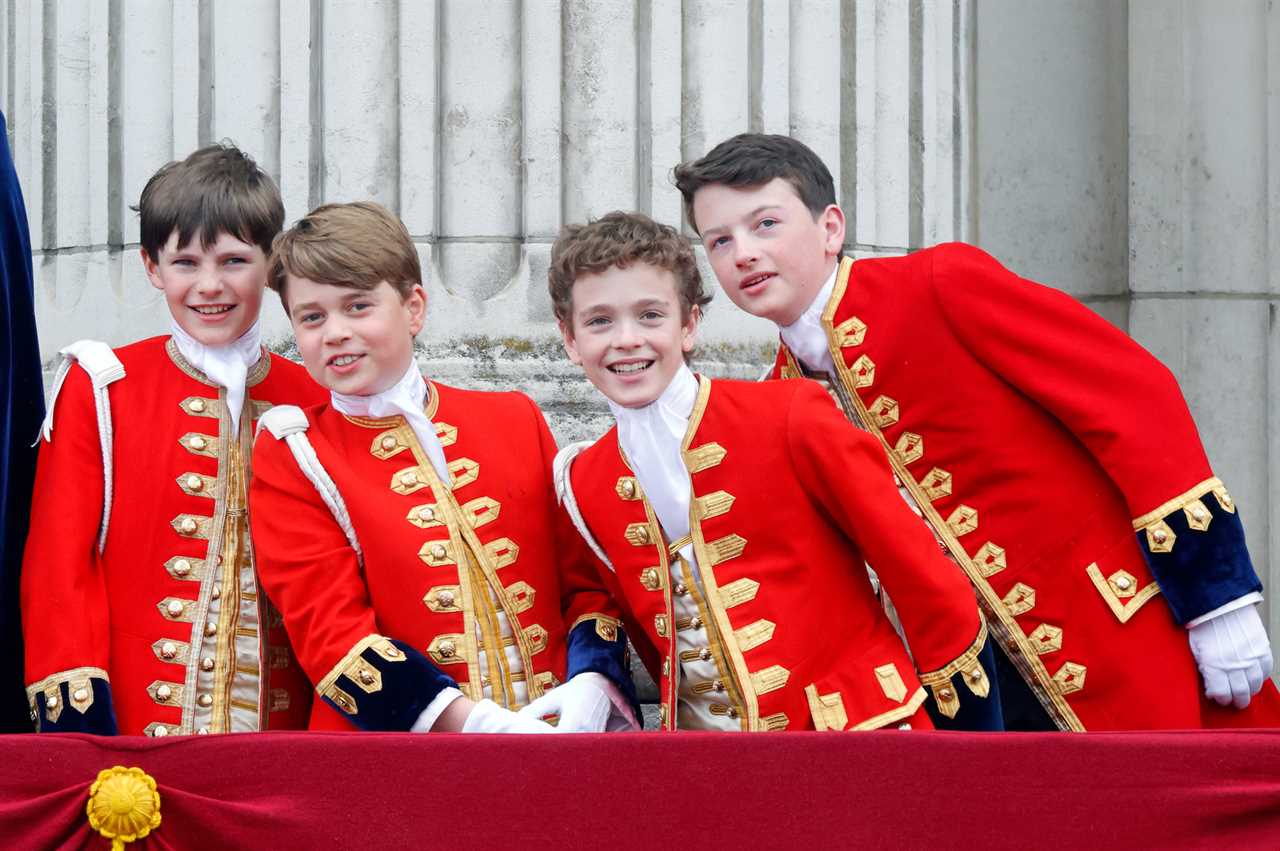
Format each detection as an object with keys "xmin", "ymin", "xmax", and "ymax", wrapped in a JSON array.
[
  {"xmin": 609, "ymin": 365, "xmax": 699, "ymax": 547},
  {"xmin": 170, "ymin": 319, "xmax": 263, "ymax": 432},
  {"xmin": 329, "ymin": 360, "xmax": 450, "ymax": 483},
  {"xmin": 778, "ymin": 263, "xmax": 839, "ymax": 375}
]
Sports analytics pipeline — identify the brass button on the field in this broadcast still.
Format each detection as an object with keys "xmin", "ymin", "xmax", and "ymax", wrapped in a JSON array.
[
  {"xmin": 156, "ymin": 685, "xmax": 172, "ymax": 701},
  {"xmin": 1222, "ymin": 494, "xmax": 1233, "ymax": 507},
  {"xmin": 201, "ymin": 657, "xmax": 215, "ymax": 671},
  {"xmin": 1153, "ymin": 529, "xmax": 1168, "ymax": 544},
  {"xmin": 359, "ymin": 669, "xmax": 375, "ymax": 685},
  {"xmin": 968, "ymin": 669, "xmax": 983, "ymax": 683},
  {"xmin": 198, "ymin": 694, "xmax": 213, "ymax": 707},
  {"xmin": 180, "ymin": 518, "xmax": 198, "ymax": 534},
  {"xmin": 938, "ymin": 687, "xmax": 954, "ymax": 701},
  {"xmin": 189, "ymin": 398, "xmax": 206, "ymax": 413},
  {"xmin": 153, "ymin": 726, "xmax": 169, "ymax": 737},
  {"xmin": 204, "ymin": 622, "xmax": 217, "ymax": 636},
  {"xmin": 438, "ymin": 640, "xmax": 456, "ymax": 658},
  {"xmin": 216, "ymin": 555, "xmax": 223, "ymax": 566},
  {"xmin": 713, "ymin": 679, "xmax": 724, "ymax": 692},
  {"xmin": 197, "ymin": 727, "xmax": 209, "ymax": 735},
  {"xmin": 45, "ymin": 695, "xmax": 59, "ymax": 710},
  {"xmin": 1193, "ymin": 507, "xmax": 1206, "ymax": 521},
  {"xmin": 402, "ymin": 471, "xmax": 419, "ymax": 487},
  {"xmin": 160, "ymin": 642, "xmax": 178, "ymax": 659},
  {"xmin": 189, "ymin": 435, "xmax": 208, "ymax": 451},
  {"xmin": 698, "ymin": 648, "xmax": 712, "ymax": 661},
  {"xmin": 727, "ymin": 708, "xmax": 739, "ymax": 719},
  {"xmin": 173, "ymin": 559, "xmax": 191, "ymax": 576},
  {"xmin": 385, "ymin": 646, "xmax": 401, "ymax": 658},
  {"xmin": 381, "ymin": 436, "xmax": 397, "ymax": 451},
  {"xmin": 73, "ymin": 688, "xmax": 88, "ymax": 702},
  {"xmin": 419, "ymin": 506, "xmax": 435, "ymax": 522},
  {"xmin": 437, "ymin": 591, "xmax": 455, "ymax": 608},
  {"xmin": 898, "ymin": 723, "xmax": 912, "ymax": 730},
  {"xmin": 689, "ymin": 617, "xmax": 703, "ymax": 630},
  {"xmin": 1114, "ymin": 576, "xmax": 1132, "ymax": 591},
  {"xmin": 430, "ymin": 544, "xmax": 447, "ymax": 560},
  {"xmin": 621, "ymin": 480, "xmax": 636, "ymax": 498},
  {"xmin": 166, "ymin": 600, "xmax": 184, "ymax": 618},
  {"xmin": 674, "ymin": 583, "xmax": 688, "ymax": 596},
  {"xmin": 186, "ymin": 475, "xmax": 203, "ymax": 491}
]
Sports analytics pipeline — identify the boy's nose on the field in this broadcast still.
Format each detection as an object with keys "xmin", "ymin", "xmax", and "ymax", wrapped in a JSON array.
[
  {"xmin": 194, "ymin": 270, "xmax": 225, "ymax": 294},
  {"xmin": 613, "ymin": 320, "xmax": 643, "ymax": 348},
  {"xmin": 323, "ymin": 318, "xmax": 352, "ymax": 343},
  {"xmin": 733, "ymin": 236, "xmax": 759, "ymax": 268}
]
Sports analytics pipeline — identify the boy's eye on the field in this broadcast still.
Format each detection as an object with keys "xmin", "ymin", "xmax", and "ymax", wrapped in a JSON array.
[
  {"xmin": 584, "ymin": 315, "xmax": 610, "ymax": 328},
  {"xmin": 757, "ymin": 217, "xmax": 778, "ymax": 230},
  {"xmin": 640, "ymin": 310, "xmax": 664, "ymax": 321},
  {"xmin": 172, "ymin": 258, "xmax": 197, "ymax": 268},
  {"xmin": 299, "ymin": 312, "xmax": 323, "ymax": 324},
  {"xmin": 709, "ymin": 235, "xmax": 730, "ymax": 249},
  {"xmin": 223, "ymin": 256, "xmax": 247, "ymax": 265},
  {"xmin": 348, "ymin": 301, "xmax": 372, "ymax": 313}
]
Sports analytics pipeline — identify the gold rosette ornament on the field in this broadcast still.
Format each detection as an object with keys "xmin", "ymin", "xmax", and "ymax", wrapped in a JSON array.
[{"xmin": 86, "ymin": 766, "xmax": 162, "ymax": 850}]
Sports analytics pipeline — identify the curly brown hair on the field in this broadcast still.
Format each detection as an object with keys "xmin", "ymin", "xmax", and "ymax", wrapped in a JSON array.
[{"xmin": 548, "ymin": 211, "xmax": 711, "ymax": 328}]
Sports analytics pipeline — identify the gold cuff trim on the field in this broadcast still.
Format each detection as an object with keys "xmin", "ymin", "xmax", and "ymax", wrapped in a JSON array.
[
  {"xmin": 1131, "ymin": 477, "xmax": 1226, "ymax": 529},
  {"xmin": 917, "ymin": 618, "xmax": 990, "ymax": 701},
  {"xmin": 850, "ymin": 687, "xmax": 928, "ymax": 731},
  {"xmin": 804, "ymin": 684, "xmax": 848, "ymax": 731},
  {"xmin": 569, "ymin": 613, "xmax": 622, "ymax": 642},
  {"xmin": 1085, "ymin": 563, "xmax": 1162, "ymax": 624},
  {"xmin": 316, "ymin": 634, "xmax": 404, "ymax": 699}
]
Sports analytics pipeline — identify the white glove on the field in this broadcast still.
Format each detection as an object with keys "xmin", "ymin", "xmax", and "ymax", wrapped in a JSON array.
[
  {"xmin": 462, "ymin": 699, "xmax": 557, "ymax": 734},
  {"xmin": 518, "ymin": 672, "xmax": 639, "ymax": 733},
  {"xmin": 1187, "ymin": 604, "xmax": 1275, "ymax": 709}
]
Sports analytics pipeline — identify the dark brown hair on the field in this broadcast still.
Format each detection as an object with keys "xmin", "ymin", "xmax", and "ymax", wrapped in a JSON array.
[
  {"xmin": 549, "ymin": 211, "xmax": 711, "ymax": 327},
  {"xmin": 268, "ymin": 202, "xmax": 422, "ymax": 308},
  {"xmin": 673, "ymin": 133, "xmax": 837, "ymax": 233},
  {"xmin": 134, "ymin": 143, "xmax": 283, "ymax": 261}
]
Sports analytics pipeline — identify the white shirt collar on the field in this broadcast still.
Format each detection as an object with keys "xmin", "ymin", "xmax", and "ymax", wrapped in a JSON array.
[
  {"xmin": 329, "ymin": 359, "xmax": 451, "ymax": 483},
  {"xmin": 169, "ymin": 318, "xmax": 263, "ymax": 432},
  {"xmin": 778, "ymin": 263, "xmax": 839, "ymax": 374}
]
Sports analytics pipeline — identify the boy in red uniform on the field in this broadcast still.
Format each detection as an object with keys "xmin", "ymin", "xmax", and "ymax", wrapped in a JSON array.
[
  {"xmin": 675, "ymin": 133, "xmax": 1279, "ymax": 730},
  {"xmin": 21, "ymin": 145, "xmax": 325, "ymax": 736},
  {"xmin": 250, "ymin": 202, "xmax": 636, "ymax": 733},
  {"xmin": 549, "ymin": 211, "xmax": 1001, "ymax": 732}
]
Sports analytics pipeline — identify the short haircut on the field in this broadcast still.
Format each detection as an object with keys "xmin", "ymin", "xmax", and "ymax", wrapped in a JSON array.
[
  {"xmin": 673, "ymin": 133, "xmax": 837, "ymax": 233},
  {"xmin": 134, "ymin": 143, "xmax": 284, "ymax": 261},
  {"xmin": 268, "ymin": 202, "xmax": 422, "ymax": 308},
  {"xmin": 548, "ymin": 210, "xmax": 711, "ymax": 327}
]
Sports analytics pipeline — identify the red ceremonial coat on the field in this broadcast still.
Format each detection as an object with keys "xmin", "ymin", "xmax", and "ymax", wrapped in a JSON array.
[
  {"xmin": 249, "ymin": 381, "xmax": 623, "ymax": 731},
  {"xmin": 770, "ymin": 245, "xmax": 1279, "ymax": 730},
  {"xmin": 22, "ymin": 336, "xmax": 324, "ymax": 736},
  {"xmin": 567, "ymin": 375, "xmax": 989, "ymax": 732}
]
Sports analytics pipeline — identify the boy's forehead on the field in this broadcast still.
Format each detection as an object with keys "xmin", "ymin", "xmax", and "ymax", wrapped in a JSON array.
[
  {"xmin": 161, "ymin": 227, "xmax": 261, "ymax": 254},
  {"xmin": 572, "ymin": 261, "xmax": 678, "ymax": 305},
  {"xmin": 694, "ymin": 178, "xmax": 803, "ymax": 222}
]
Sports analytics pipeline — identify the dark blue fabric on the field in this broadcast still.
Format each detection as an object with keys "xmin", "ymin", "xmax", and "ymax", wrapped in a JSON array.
[
  {"xmin": 0, "ymin": 113, "xmax": 42, "ymax": 733},
  {"xmin": 923, "ymin": 636, "xmax": 1006, "ymax": 731},
  {"xmin": 1139, "ymin": 496, "xmax": 1261, "ymax": 624},
  {"xmin": 322, "ymin": 639, "xmax": 458, "ymax": 732},
  {"xmin": 35, "ymin": 678, "xmax": 118, "ymax": 735},
  {"xmin": 987, "ymin": 639, "xmax": 1055, "ymax": 731},
  {"xmin": 565, "ymin": 620, "xmax": 640, "ymax": 723}
]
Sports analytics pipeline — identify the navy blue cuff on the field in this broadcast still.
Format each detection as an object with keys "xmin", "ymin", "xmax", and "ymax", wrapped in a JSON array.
[
  {"xmin": 34, "ymin": 677, "xmax": 118, "ymax": 735},
  {"xmin": 566, "ymin": 619, "xmax": 640, "ymax": 723},
  {"xmin": 319, "ymin": 637, "xmax": 458, "ymax": 731},
  {"xmin": 1136, "ymin": 487, "xmax": 1262, "ymax": 624},
  {"xmin": 924, "ymin": 637, "xmax": 1005, "ymax": 732}
]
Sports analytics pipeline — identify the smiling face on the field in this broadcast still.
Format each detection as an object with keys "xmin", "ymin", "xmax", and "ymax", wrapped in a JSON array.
[
  {"xmin": 561, "ymin": 262, "xmax": 698, "ymax": 409},
  {"xmin": 143, "ymin": 229, "xmax": 268, "ymax": 346},
  {"xmin": 287, "ymin": 277, "xmax": 426, "ymax": 396},
  {"xmin": 691, "ymin": 177, "xmax": 845, "ymax": 326}
]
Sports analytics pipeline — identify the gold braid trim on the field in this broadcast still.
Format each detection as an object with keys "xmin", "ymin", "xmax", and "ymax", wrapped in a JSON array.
[
  {"xmin": 315, "ymin": 634, "xmax": 403, "ymax": 697},
  {"xmin": 568, "ymin": 613, "xmax": 622, "ymax": 642},
  {"xmin": 25, "ymin": 666, "xmax": 110, "ymax": 703},
  {"xmin": 1131, "ymin": 477, "xmax": 1225, "ymax": 530},
  {"xmin": 916, "ymin": 617, "xmax": 989, "ymax": 694},
  {"xmin": 849, "ymin": 687, "xmax": 928, "ymax": 731}
]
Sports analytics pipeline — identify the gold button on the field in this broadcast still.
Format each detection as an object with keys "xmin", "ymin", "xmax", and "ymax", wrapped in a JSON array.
[
  {"xmin": 205, "ymin": 622, "xmax": 217, "ymax": 636},
  {"xmin": 898, "ymin": 723, "xmax": 912, "ymax": 730},
  {"xmin": 727, "ymin": 708, "xmax": 739, "ymax": 719},
  {"xmin": 359, "ymin": 669, "xmax": 375, "ymax": 684},
  {"xmin": 713, "ymin": 679, "xmax": 725, "ymax": 692},
  {"xmin": 216, "ymin": 555, "xmax": 223, "ymax": 566},
  {"xmin": 153, "ymin": 726, "xmax": 169, "ymax": 737},
  {"xmin": 45, "ymin": 695, "xmax": 59, "ymax": 709},
  {"xmin": 189, "ymin": 435, "xmax": 208, "ymax": 451},
  {"xmin": 689, "ymin": 617, "xmax": 703, "ymax": 630},
  {"xmin": 1153, "ymin": 529, "xmax": 1168, "ymax": 544},
  {"xmin": 1115, "ymin": 576, "xmax": 1132, "ymax": 591},
  {"xmin": 201, "ymin": 657, "xmax": 215, "ymax": 671},
  {"xmin": 189, "ymin": 399, "xmax": 206, "ymax": 413},
  {"xmin": 437, "ymin": 591, "xmax": 455, "ymax": 608},
  {"xmin": 166, "ymin": 600, "xmax": 184, "ymax": 617},
  {"xmin": 438, "ymin": 640, "xmax": 456, "ymax": 658},
  {"xmin": 381, "ymin": 436, "xmax": 398, "ymax": 451},
  {"xmin": 160, "ymin": 642, "xmax": 178, "ymax": 659},
  {"xmin": 938, "ymin": 687, "xmax": 954, "ymax": 701},
  {"xmin": 402, "ymin": 472, "xmax": 418, "ymax": 487},
  {"xmin": 180, "ymin": 518, "xmax": 198, "ymax": 534},
  {"xmin": 211, "ymin": 586, "xmax": 221, "ymax": 599},
  {"xmin": 156, "ymin": 685, "xmax": 172, "ymax": 701},
  {"xmin": 385, "ymin": 646, "xmax": 401, "ymax": 658},
  {"xmin": 173, "ymin": 559, "xmax": 191, "ymax": 576},
  {"xmin": 419, "ymin": 506, "xmax": 435, "ymax": 522},
  {"xmin": 699, "ymin": 648, "xmax": 712, "ymax": 661},
  {"xmin": 662, "ymin": 659, "xmax": 670, "ymax": 676},
  {"xmin": 197, "ymin": 727, "xmax": 209, "ymax": 735},
  {"xmin": 1223, "ymin": 494, "xmax": 1233, "ymax": 507},
  {"xmin": 73, "ymin": 688, "xmax": 88, "ymax": 702},
  {"xmin": 968, "ymin": 669, "xmax": 983, "ymax": 683},
  {"xmin": 186, "ymin": 475, "xmax": 203, "ymax": 491},
  {"xmin": 621, "ymin": 480, "xmax": 635, "ymax": 498},
  {"xmin": 1193, "ymin": 508, "xmax": 1206, "ymax": 521},
  {"xmin": 430, "ymin": 544, "xmax": 447, "ymax": 560},
  {"xmin": 674, "ymin": 583, "xmax": 688, "ymax": 596},
  {"xmin": 198, "ymin": 694, "xmax": 213, "ymax": 707}
]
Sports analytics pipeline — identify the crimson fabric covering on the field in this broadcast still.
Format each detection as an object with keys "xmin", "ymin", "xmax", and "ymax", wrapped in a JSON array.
[{"xmin": 0, "ymin": 731, "xmax": 1277, "ymax": 849}]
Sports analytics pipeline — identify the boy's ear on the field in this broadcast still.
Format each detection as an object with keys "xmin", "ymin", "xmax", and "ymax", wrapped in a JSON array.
[
  {"xmin": 681, "ymin": 304, "xmax": 701, "ymax": 354},
  {"xmin": 140, "ymin": 247, "xmax": 163, "ymax": 290},
  {"xmin": 559, "ymin": 319, "xmax": 583, "ymax": 366},
  {"xmin": 819, "ymin": 204, "xmax": 846, "ymax": 257},
  {"xmin": 405, "ymin": 284, "xmax": 427, "ymax": 336}
]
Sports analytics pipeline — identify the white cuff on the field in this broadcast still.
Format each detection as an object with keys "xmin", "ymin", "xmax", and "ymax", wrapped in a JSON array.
[
  {"xmin": 410, "ymin": 686, "xmax": 465, "ymax": 732},
  {"xmin": 1185, "ymin": 592, "xmax": 1264, "ymax": 629}
]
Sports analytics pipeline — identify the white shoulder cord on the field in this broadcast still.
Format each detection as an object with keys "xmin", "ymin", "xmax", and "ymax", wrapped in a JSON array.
[
  {"xmin": 256, "ymin": 406, "xmax": 364, "ymax": 570},
  {"xmin": 553, "ymin": 441, "xmax": 614, "ymax": 573},
  {"xmin": 39, "ymin": 341, "xmax": 125, "ymax": 554}
]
